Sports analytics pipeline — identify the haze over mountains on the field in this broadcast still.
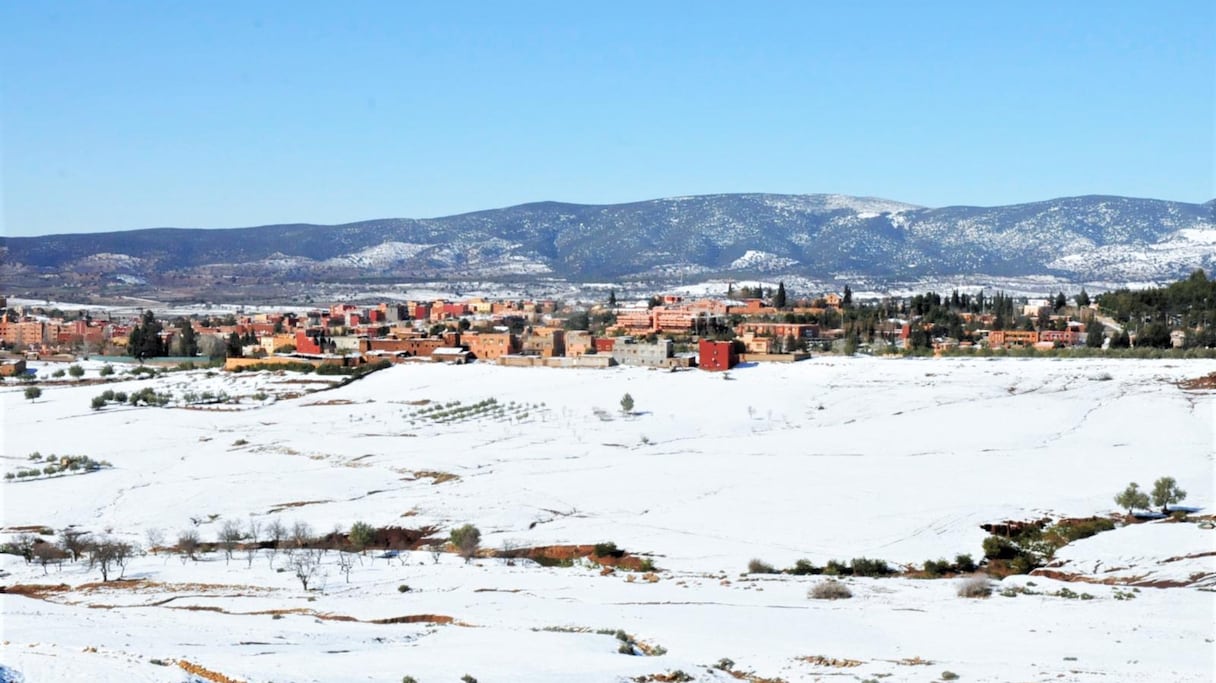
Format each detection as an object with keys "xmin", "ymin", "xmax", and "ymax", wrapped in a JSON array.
[{"xmin": 3, "ymin": 194, "xmax": 1213, "ymax": 288}]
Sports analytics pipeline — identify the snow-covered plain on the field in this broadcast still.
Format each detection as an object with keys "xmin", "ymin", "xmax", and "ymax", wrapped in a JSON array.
[{"xmin": 2, "ymin": 357, "xmax": 1215, "ymax": 682}]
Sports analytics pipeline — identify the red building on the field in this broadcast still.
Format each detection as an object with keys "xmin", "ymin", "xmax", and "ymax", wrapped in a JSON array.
[
  {"xmin": 594, "ymin": 338, "xmax": 616, "ymax": 353},
  {"xmin": 698, "ymin": 339, "xmax": 738, "ymax": 371}
]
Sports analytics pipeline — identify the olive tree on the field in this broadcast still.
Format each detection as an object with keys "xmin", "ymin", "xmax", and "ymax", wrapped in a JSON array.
[
  {"xmin": 450, "ymin": 524, "xmax": 481, "ymax": 563},
  {"xmin": 1114, "ymin": 482, "xmax": 1150, "ymax": 514},
  {"xmin": 1150, "ymin": 477, "xmax": 1187, "ymax": 514}
]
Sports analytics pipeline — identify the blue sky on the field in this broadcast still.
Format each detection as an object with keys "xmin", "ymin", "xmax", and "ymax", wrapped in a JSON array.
[{"xmin": 2, "ymin": 2, "xmax": 1212, "ymax": 236}]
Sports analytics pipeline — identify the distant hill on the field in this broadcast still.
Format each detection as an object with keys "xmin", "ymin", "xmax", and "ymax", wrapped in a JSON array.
[{"xmin": 2, "ymin": 194, "xmax": 1213, "ymax": 284}]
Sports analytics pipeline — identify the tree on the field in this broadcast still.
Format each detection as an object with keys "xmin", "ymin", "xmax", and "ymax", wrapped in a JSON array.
[
  {"xmin": 89, "ymin": 538, "xmax": 133, "ymax": 582},
  {"xmin": 1150, "ymin": 477, "xmax": 1186, "ymax": 514},
  {"xmin": 127, "ymin": 310, "xmax": 166, "ymax": 359},
  {"xmin": 68, "ymin": 364, "xmax": 85, "ymax": 380},
  {"xmin": 176, "ymin": 319, "xmax": 198, "ymax": 357},
  {"xmin": 24, "ymin": 386, "xmax": 41, "ymax": 402},
  {"xmin": 450, "ymin": 524, "xmax": 481, "ymax": 563},
  {"xmin": 289, "ymin": 550, "xmax": 321, "ymax": 590},
  {"xmin": 773, "ymin": 281, "xmax": 787, "ymax": 309},
  {"xmin": 226, "ymin": 332, "xmax": 243, "ymax": 358},
  {"xmin": 1076, "ymin": 289, "xmax": 1091, "ymax": 307},
  {"xmin": 348, "ymin": 521, "xmax": 376, "ymax": 554},
  {"xmin": 608, "ymin": 289, "xmax": 617, "ymax": 307},
  {"xmin": 1110, "ymin": 330, "xmax": 1131, "ymax": 349},
  {"xmin": 218, "ymin": 519, "xmax": 243, "ymax": 564},
  {"xmin": 59, "ymin": 528, "xmax": 90, "ymax": 562},
  {"xmin": 842, "ymin": 285, "xmax": 853, "ymax": 307},
  {"xmin": 1053, "ymin": 291, "xmax": 1067, "ymax": 312},
  {"xmin": 1085, "ymin": 320, "xmax": 1105, "ymax": 348},
  {"xmin": 177, "ymin": 529, "xmax": 201, "ymax": 561},
  {"xmin": 1114, "ymin": 482, "xmax": 1150, "ymax": 514},
  {"xmin": 620, "ymin": 393, "xmax": 635, "ymax": 414},
  {"xmin": 98, "ymin": 364, "xmax": 114, "ymax": 377}
]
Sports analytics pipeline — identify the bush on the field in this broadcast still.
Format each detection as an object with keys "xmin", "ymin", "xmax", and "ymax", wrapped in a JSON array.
[
  {"xmin": 450, "ymin": 524, "xmax": 481, "ymax": 562},
  {"xmin": 941, "ymin": 672, "xmax": 959, "ymax": 681},
  {"xmin": 954, "ymin": 554, "xmax": 977, "ymax": 573},
  {"xmin": 982, "ymin": 536, "xmax": 1017, "ymax": 560},
  {"xmin": 824, "ymin": 559, "xmax": 851, "ymax": 576},
  {"xmin": 850, "ymin": 557, "xmax": 892, "ymax": 577},
  {"xmin": 808, "ymin": 579, "xmax": 852, "ymax": 600},
  {"xmin": 787, "ymin": 559, "xmax": 820, "ymax": 575},
  {"xmin": 90, "ymin": 396, "xmax": 107, "ymax": 411},
  {"xmin": 923, "ymin": 558, "xmax": 950, "ymax": 577},
  {"xmin": 99, "ymin": 364, "xmax": 114, "ymax": 377},
  {"xmin": 747, "ymin": 558, "xmax": 777, "ymax": 574},
  {"xmin": 397, "ymin": 584, "xmax": 411, "ymax": 593},
  {"xmin": 1008, "ymin": 553, "xmax": 1038, "ymax": 575},
  {"xmin": 957, "ymin": 575, "xmax": 992, "ymax": 598},
  {"xmin": 593, "ymin": 541, "xmax": 623, "ymax": 558}
]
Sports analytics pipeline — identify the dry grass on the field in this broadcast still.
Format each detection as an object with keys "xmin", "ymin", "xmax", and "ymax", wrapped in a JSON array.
[
  {"xmin": 807, "ymin": 579, "xmax": 852, "ymax": 600},
  {"xmin": 957, "ymin": 574, "xmax": 993, "ymax": 598}
]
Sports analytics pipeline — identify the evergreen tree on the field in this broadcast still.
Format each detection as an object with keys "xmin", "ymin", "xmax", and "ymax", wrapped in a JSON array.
[
  {"xmin": 773, "ymin": 282, "xmax": 787, "ymax": 309},
  {"xmin": 1053, "ymin": 291, "xmax": 1067, "ymax": 312},
  {"xmin": 226, "ymin": 332, "xmax": 243, "ymax": 358},
  {"xmin": 1085, "ymin": 320, "xmax": 1105, "ymax": 348},
  {"xmin": 126, "ymin": 310, "xmax": 166, "ymax": 360},
  {"xmin": 842, "ymin": 285, "xmax": 853, "ymax": 307},
  {"xmin": 1076, "ymin": 289, "xmax": 1090, "ymax": 307},
  {"xmin": 607, "ymin": 289, "xmax": 617, "ymax": 307},
  {"xmin": 176, "ymin": 319, "xmax": 198, "ymax": 357}
]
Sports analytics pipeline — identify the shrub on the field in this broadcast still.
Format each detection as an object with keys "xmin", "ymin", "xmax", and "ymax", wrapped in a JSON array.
[
  {"xmin": 402, "ymin": 677, "xmax": 418, "ymax": 683},
  {"xmin": 397, "ymin": 584, "xmax": 411, "ymax": 593},
  {"xmin": 450, "ymin": 524, "xmax": 481, "ymax": 563},
  {"xmin": 113, "ymin": 391, "xmax": 128, "ymax": 403},
  {"xmin": 52, "ymin": 369, "xmax": 66, "ymax": 378},
  {"xmin": 787, "ymin": 559, "xmax": 820, "ymax": 575},
  {"xmin": 620, "ymin": 392, "xmax": 634, "ymax": 414},
  {"xmin": 957, "ymin": 575, "xmax": 992, "ymax": 598},
  {"xmin": 68, "ymin": 364, "xmax": 84, "ymax": 379},
  {"xmin": 824, "ymin": 559, "xmax": 851, "ymax": 576},
  {"xmin": 982, "ymin": 536, "xmax": 1017, "ymax": 560},
  {"xmin": 99, "ymin": 364, "xmax": 114, "ymax": 377},
  {"xmin": 850, "ymin": 557, "xmax": 892, "ymax": 577},
  {"xmin": 941, "ymin": 672, "xmax": 959, "ymax": 681},
  {"xmin": 954, "ymin": 554, "xmax": 977, "ymax": 573},
  {"xmin": 747, "ymin": 558, "xmax": 777, "ymax": 574},
  {"xmin": 1008, "ymin": 553, "xmax": 1038, "ymax": 575},
  {"xmin": 349, "ymin": 521, "xmax": 376, "ymax": 552},
  {"xmin": 90, "ymin": 396, "xmax": 107, "ymax": 411},
  {"xmin": 923, "ymin": 558, "xmax": 950, "ymax": 577},
  {"xmin": 808, "ymin": 579, "xmax": 852, "ymax": 600},
  {"xmin": 461, "ymin": 676, "xmax": 478, "ymax": 683},
  {"xmin": 594, "ymin": 541, "xmax": 623, "ymax": 558}
]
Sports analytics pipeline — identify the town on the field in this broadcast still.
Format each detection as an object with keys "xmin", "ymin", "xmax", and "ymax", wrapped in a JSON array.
[{"xmin": 4, "ymin": 272, "xmax": 1215, "ymax": 379}]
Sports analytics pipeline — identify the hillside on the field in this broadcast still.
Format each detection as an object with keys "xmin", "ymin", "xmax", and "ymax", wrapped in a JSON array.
[{"xmin": 2, "ymin": 194, "xmax": 1213, "ymax": 288}]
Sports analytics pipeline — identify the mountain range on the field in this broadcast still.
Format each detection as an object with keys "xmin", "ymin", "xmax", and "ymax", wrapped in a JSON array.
[{"xmin": 2, "ymin": 194, "xmax": 1213, "ymax": 288}]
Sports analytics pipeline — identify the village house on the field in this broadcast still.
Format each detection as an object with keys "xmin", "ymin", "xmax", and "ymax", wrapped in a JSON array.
[
  {"xmin": 698, "ymin": 339, "xmax": 738, "ymax": 371},
  {"xmin": 610, "ymin": 337, "xmax": 675, "ymax": 368}
]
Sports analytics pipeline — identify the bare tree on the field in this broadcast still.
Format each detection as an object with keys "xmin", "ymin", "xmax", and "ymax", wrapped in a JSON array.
[
  {"xmin": 266, "ymin": 519, "xmax": 286, "ymax": 567},
  {"xmin": 177, "ymin": 529, "xmax": 201, "ymax": 562},
  {"xmin": 336, "ymin": 550, "xmax": 354, "ymax": 583},
  {"xmin": 59, "ymin": 528, "xmax": 90, "ymax": 562},
  {"xmin": 428, "ymin": 542, "xmax": 443, "ymax": 565},
  {"xmin": 289, "ymin": 550, "xmax": 321, "ymax": 590},
  {"xmin": 13, "ymin": 534, "xmax": 37, "ymax": 563},
  {"xmin": 245, "ymin": 520, "xmax": 262, "ymax": 568},
  {"xmin": 218, "ymin": 519, "xmax": 243, "ymax": 565},
  {"xmin": 32, "ymin": 543, "xmax": 68, "ymax": 574},
  {"xmin": 290, "ymin": 520, "xmax": 313, "ymax": 553},
  {"xmin": 89, "ymin": 537, "xmax": 133, "ymax": 581},
  {"xmin": 145, "ymin": 528, "xmax": 165, "ymax": 555}
]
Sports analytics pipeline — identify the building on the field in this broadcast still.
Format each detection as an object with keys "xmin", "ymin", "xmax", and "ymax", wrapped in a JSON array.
[
  {"xmin": 610, "ymin": 337, "xmax": 674, "ymax": 368},
  {"xmin": 564, "ymin": 330, "xmax": 595, "ymax": 357},
  {"xmin": 464, "ymin": 331, "xmax": 518, "ymax": 361},
  {"xmin": 521, "ymin": 328, "xmax": 566, "ymax": 358},
  {"xmin": 698, "ymin": 339, "xmax": 738, "ymax": 371},
  {"xmin": 987, "ymin": 330, "xmax": 1039, "ymax": 348}
]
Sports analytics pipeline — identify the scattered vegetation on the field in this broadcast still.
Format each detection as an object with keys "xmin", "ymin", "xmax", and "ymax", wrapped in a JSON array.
[
  {"xmin": 808, "ymin": 579, "xmax": 852, "ymax": 600},
  {"xmin": 747, "ymin": 558, "xmax": 778, "ymax": 574},
  {"xmin": 450, "ymin": 524, "xmax": 482, "ymax": 563},
  {"xmin": 956, "ymin": 575, "xmax": 992, "ymax": 598},
  {"xmin": 5, "ymin": 453, "xmax": 111, "ymax": 480}
]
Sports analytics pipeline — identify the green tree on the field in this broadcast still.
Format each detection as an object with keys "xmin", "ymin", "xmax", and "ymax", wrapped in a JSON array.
[
  {"xmin": 98, "ymin": 364, "xmax": 114, "ymax": 377},
  {"xmin": 176, "ymin": 319, "xmax": 198, "ymax": 357},
  {"xmin": 348, "ymin": 521, "xmax": 376, "ymax": 553},
  {"xmin": 226, "ymin": 332, "xmax": 243, "ymax": 358},
  {"xmin": 842, "ymin": 285, "xmax": 853, "ymax": 307},
  {"xmin": 608, "ymin": 289, "xmax": 617, "ymax": 307},
  {"xmin": 1150, "ymin": 477, "xmax": 1186, "ymax": 514},
  {"xmin": 68, "ymin": 364, "xmax": 85, "ymax": 380},
  {"xmin": 1053, "ymin": 291, "xmax": 1067, "ymax": 312},
  {"xmin": 1085, "ymin": 320, "xmax": 1105, "ymax": 348},
  {"xmin": 1113, "ymin": 482, "xmax": 1149, "ymax": 514},
  {"xmin": 1076, "ymin": 289, "xmax": 1090, "ymax": 307},
  {"xmin": 449, "ymin": 524, "xmax": 481, "ymax": 563},
  {"xmin": 773, "ymin": 281, "xmax": 787, "ymax": 309},
  {"xmin": 620, "ymin": 392, "xmax": 635, "ymax": 414},
  {"xmin": 1110, "ymin": 330, "xmax": 1131, "ymax": 349},
  {"xmin": 24, "ymin": 386, "xmax": 41, "ymax": 402},
  {"xmin": 127, "ymin": 310, "xmax": 166, "ymax": 360}
]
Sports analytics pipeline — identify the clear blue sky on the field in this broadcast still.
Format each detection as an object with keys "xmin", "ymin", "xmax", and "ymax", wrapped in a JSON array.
[{"xmin": 2, "ymin": 1, "xmax": 1212, "ymax": 236}]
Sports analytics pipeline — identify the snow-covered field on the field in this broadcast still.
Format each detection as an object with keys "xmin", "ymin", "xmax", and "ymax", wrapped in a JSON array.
[{"xmin": 2, "ymin": 357, "xmax": 1214, "ymax": 682}]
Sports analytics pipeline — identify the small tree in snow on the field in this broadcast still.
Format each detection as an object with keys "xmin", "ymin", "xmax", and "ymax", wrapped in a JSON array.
[
  {"xmin": 450, "ymin": 524, "xmax": 481, "ymax": 563},
  {"xmin": 218, "ymin": 519, "xmax": 243, "ymax": 565},
  {"xmin": 1150, "ymin": 477, "xmax": 1187, "ymax": 514},
  {"xmin": 68, "ymin": 364, "xmax": 85, "ymax": 380},
  {"xmin": 24, "ymin": 386, "xmax": 41, "ymax": 402},
  {"xmin": 1114, "ymin": 482, "xmax": 1150, "ymax": 514},
  {"xmin": 348, "ymin": 521, "xmax": 376, "ymax": 554},
  {"xmin": 290, "ymin": 550, "xmax": 322, "ymax": 590},
  {"xmin": 620, "ymin": 393, "xmax": 635, "ymax": 414},
  {"xmin": 177, "ymin": 529, "xmax": 201, "ymax": 562}
]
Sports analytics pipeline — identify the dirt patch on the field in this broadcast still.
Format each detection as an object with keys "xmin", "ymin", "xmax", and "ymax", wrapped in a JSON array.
[
  {"xmin": 369, "ymin": 614, "xmax": 457, "ymax": 625},
  {"xmin": 177, "ymin": 659, "xmax": 245, "ymax": 683},
  {"xmin": 798, "ymin": 655, "xmax": 863, "ymax": 668},
  {"xmin": 405, "ymin": 470, "xmax": 460, "ymax": 485},
  {"xmin": 266, "ymin": 499, "xmax": 332, "ymax": 514},
  {"xmin": 0, "ymin": 583, "xmax": 72, "ymax": 599},
  {"xmin": 511, "ymin": 544, "xmax": 653, "ymax": 571},
  {"xmin": 1, "ymin": 525, "xmax": 54, "ymax": 534},
  {"xmin": 303, "ymin": 399, "xmax": 354, "ymax": 406},
  {"xmin": 1179, "ymin": 373, "xmax": 1216, "ymax": 391}
]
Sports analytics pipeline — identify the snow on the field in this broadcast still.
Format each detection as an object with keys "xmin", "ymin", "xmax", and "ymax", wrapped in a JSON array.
[{"xmin": 2, "ymin": 357, "xmax": 1215, "ymax": 681}]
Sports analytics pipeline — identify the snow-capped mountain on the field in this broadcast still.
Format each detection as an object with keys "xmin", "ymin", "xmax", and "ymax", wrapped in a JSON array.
[{"xmin": 2, "ymin": 194, "xmax": 1212, "ymax": 286}]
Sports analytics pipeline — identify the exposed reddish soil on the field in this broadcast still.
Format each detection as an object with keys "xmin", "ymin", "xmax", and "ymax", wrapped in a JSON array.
[
  {"xmin": 511, "ymin": 544, "xmax": 653, "ymax": 570},
  {"xmin": 1179, "ymin": 373, "xmax": 1216, "ymax": 390}
]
